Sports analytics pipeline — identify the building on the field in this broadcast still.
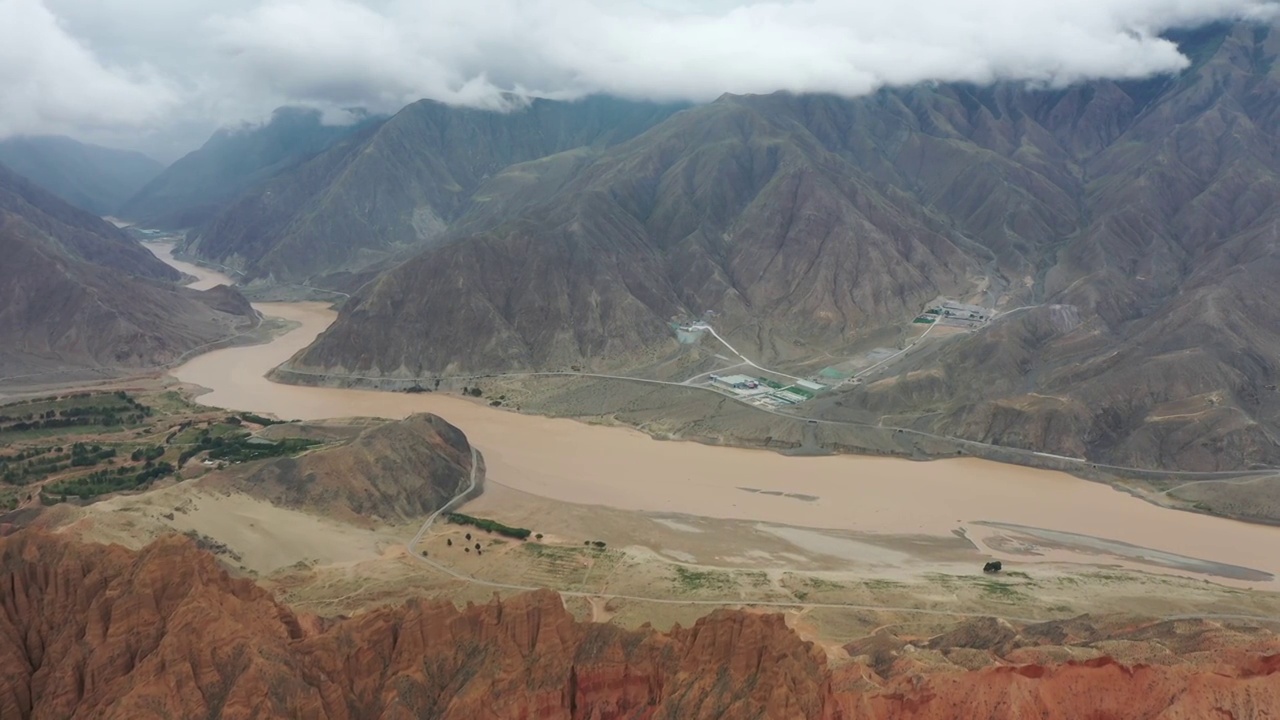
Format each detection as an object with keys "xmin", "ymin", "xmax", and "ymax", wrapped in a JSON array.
[
  {"xmin": 711, "ymin": 374, "xmax": 760, "ymax": 391},
  {"xmin": 794, "ymin": 379, "xmax": 825, "ymax": 392}
]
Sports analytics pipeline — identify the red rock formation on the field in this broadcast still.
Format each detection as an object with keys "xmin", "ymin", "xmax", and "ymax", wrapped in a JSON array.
[{"xmin": 2, "ymin": 530, "xmax": 1278, "ymax": 719}]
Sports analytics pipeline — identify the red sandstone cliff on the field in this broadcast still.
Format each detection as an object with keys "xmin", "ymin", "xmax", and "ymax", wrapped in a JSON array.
[{"xmin": 1, "ymin": 531, "xmax": 1277, "ymax": 719}]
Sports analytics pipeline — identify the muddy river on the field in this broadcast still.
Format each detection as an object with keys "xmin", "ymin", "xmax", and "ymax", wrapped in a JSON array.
[{"xmin": 163, "ymin": 254, "xmax": 1280, "ymax": 588}]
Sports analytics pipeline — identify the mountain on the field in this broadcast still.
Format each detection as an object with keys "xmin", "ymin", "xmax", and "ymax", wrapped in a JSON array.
[
  {"xmin": 201, "ymin": 413, "xmax": 478, "ymax": 524},
  {"xmin": 0, "ymin": 135, "xmax": 163, "ymax": 217},
  {"xmin": 284, "ymin": 22, "xmax": 1280, "ymax": 470},
  {"xmin": 2, "ymin": 530, "xmax": 1277, "ymax": 719},
  {"xmin": 118, "ymin": 107, "xmax": 382, "ymax": 229},
  {"xmin": 0, "ymin": 163, "xmax": 255, "ymax": 380},
  {"xmin": 180, "ymin": 96, "xmax": 687, "ymax": 282}
]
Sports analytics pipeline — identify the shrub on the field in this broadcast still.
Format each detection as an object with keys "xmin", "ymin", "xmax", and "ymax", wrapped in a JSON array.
[{"xmin": 446, "ymin": 513, "xmax": 532, "ymax": 540}]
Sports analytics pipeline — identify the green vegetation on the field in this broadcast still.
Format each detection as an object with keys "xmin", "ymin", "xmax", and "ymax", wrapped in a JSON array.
[
  {"xmin": 237, "ymin": 412, "xmax": 284, "ymax": 426},
  {"xmin": 804, "ymin": 576, "xmax": 843, "ymax": 591},
  {"xmin": 171, "ymin": 421, "xmax": 249, "ymax": 445},
  {"xmin": 445, "ymin": 512, "xmax": 532, "ymax": 540},
  {"xmin": 523, "ymin": 543, "xmax": 578, "ymax": 560},
  {"xmin": 672, "ymin": 566, "xmax": 735, "ymax": 592},
  {"xmin": 863, "ymin": 579, "xmax": 906, "ymax": 590},
  {"xmin": 913, "ymin": 316, "xmax": 936, "ymax": 324},
  {"xmin": 43, "ymin": 461, "xmax": 174, "ymax": 501},
  {"xmin": 203, "ymin": 434, "xmax": 320, "ymax": 463},
  {"xmin": 976, "ymin": 579, "xmax": 1028, "ymax": 601},
  {"xmin": 2, "ymin": 442, "xmax": 117, "ymax": 485},
  {"xmin": 0, "ymin": 391, "xmax": 152, "ymax": 437},
  {"xmin": 757, "ymin": 377, "xmax": 785, "ymax": 390},
  {"xmin": 130, "ymin": 445, "xmax": 165, "ymax": 462}
]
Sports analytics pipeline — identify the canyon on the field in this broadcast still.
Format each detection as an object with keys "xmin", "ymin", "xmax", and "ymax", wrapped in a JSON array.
[{"xmin": 2, "ymin": 531, "xmax": 1278, "ymax": 720}]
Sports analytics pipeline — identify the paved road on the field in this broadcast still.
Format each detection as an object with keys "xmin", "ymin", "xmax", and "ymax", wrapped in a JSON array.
[{"xmin": 403, "ymin": 448, "xmax": 1280, "ymax": 627}]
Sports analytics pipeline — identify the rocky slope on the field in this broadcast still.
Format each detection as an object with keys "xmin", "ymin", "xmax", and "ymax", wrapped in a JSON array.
[
  {"xmin": 0, "ymin": 163, "xmax": 255, "ymax": 379},
  {"xmin": 281, "ymin": 21, "xmax": 1280, "ymax": 470},
  {"xmin": 0, "ymin": 135, "xmax": 163, "ymax": 217},
  {"xmin": 181, "ymin": 96, "xmax": 685, "ymax": 283},
  {"xmin": 2, "ymin": 531, "xmax": 1278, "ymax": 719},
  {"xmin": 201, "ymin": 413, "xmax": 478, "ymax": 524},
  {"xmin": 118, "ymin": 107, "xmax": 383, "ymax": 230}
]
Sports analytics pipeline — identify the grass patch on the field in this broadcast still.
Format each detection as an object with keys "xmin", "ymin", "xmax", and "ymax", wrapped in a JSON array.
[
  {"xmin": 805, "ymin": 576, "xmax": 844, "ymax": 591},
  {"xmin": 672, "ymin": 566, "xmax": 735, "ymax": 593},
  {"xmin": 976, "ymin": 579, "xmax": 1028, "ymax": 602},
  {"xmin": 523, "ymin": 543, "xmax": 579, "ymax": 560},
  {"xmin": 446, "ymin": 512, "xmax": 532, "ymax": 540},
  {"xmin": 238, "ymin": 412, "xmax": 286, "ymax": 426},
  {"xmin": 863, "ymin": 579, "xmax": 907, "ymax": 591}
]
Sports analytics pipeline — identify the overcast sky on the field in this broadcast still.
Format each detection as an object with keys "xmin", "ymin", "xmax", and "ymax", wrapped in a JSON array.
[{"xmin": 3, "ymin": 0, "xmax": 1276, "ymax": 161}]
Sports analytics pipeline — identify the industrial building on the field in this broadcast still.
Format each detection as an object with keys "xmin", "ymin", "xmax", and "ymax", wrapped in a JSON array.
[{"xmin": 710, "ymin": 374, "xmax": 760, "ymax": 391}]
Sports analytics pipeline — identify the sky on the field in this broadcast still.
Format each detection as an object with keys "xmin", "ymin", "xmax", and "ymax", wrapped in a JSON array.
[{"xmin": 3, "ymin": 0, "xmax": 1277, "ymax": 161}]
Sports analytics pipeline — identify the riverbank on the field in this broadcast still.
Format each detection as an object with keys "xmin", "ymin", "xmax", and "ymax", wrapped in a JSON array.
[{"xmin": 160, "ymin": 300, "xmax": 1280, "ymax": 590}]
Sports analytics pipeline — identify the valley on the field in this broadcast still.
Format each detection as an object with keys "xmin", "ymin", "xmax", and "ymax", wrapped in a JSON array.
[
  {"xmin": 7, "ymin": 249, "xmax": 1250, "ymax": 633},
  {"xmin": 7, "ymin": 8, "xmax": 1280, "ymax": 718}
]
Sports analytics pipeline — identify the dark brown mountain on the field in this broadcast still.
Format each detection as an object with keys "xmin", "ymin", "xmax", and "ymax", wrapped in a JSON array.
[
  {"xmin": 281, "ymin": 22, "xmax": 1280, "ymax": 470},
  {"xmin": 180, "ymin": 96, "xmax": 686, "ymax": 283},
  {"xmin": 2, "ymin": 530, "xmax": 1278, "ymax": 719},
  {"xmin": 0, "ymin": 163, "xmax": 255, "ymax": 380}
]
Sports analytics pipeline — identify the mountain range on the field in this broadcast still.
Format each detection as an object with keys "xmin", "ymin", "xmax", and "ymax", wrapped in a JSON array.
[
  {"xmin": 208, "ymin": 21, "xmax": 1273, "ymax": 470},
  {"xmin": 119, "ymin": 107, "xmax": 383, "ymax": 230},
  {"xmin": 0, "ymin": 162, "xmax": 255, "ymax": 381},
  {"xmin": 0, "ymin": 135, "xmax": 162, "ymax": 217},
  {"xmin": 179, "ymin": 96, "xmax": 686, "ymax": 283},
  {"xmin": 17, "ymin": 21, "xmax": 1279, "ymax": 470}
]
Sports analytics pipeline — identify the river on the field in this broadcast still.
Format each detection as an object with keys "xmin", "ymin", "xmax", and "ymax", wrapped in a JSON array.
[{"xmin": 160, "ymin": 251, "xmax": 1280, "ymax": 589}]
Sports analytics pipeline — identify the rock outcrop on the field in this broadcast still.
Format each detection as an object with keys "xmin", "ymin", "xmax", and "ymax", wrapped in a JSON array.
[
  {"xmin": 2, "ymin": 531, "xmax": 1278, "ymax": 719},
  {"xmin": 201, "ymin": 413, "xmax": 479, "ymax": 524}
]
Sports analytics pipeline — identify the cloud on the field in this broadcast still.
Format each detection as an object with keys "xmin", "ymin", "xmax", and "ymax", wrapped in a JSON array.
[
  {"xmin": 3, "ymin": 0, "xmax": 1277, "ymax": 156},
  {"xmin": 0, "ymin": 0, "xmax": 177, "ymax": 137}
]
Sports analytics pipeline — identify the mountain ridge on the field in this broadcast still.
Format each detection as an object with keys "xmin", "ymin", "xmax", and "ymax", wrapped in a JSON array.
[
  {"xmin": 118, "ymin": 107, "xmax": 384, "ymax": 230},
  {"xmin": 278, "ymin": 22, "xmax": 1280, "ymax": 470},
  {"xmin": 1, "ymin": 530, "xmax": 1277, "ymax": 719},
  {"xmin": 0, "ymin": 135, "xmax": 162, "ymax": 217},
  {"xmin": 0, "ymin": 162, "xmax": 255, "ymax": 381}
]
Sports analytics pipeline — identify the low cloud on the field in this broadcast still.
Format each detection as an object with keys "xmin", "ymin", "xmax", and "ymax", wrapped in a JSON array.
[{"xmin": 4, "ymin": 0, "xmax": 1277, "ymax": 156}]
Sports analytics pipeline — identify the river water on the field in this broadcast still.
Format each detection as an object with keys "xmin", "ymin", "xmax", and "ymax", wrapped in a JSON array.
[{"xmin": 160, "ymin": 251, "xmax": 1280, "ymax": 588}]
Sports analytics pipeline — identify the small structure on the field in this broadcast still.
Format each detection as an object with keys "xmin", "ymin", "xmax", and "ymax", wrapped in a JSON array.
[{"xmin": 795, "ymin": 379, "xmax": 825, "ymax": 392}]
